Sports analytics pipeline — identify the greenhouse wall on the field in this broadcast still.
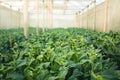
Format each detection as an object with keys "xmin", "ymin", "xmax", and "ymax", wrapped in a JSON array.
[
  {"xmin": 0, "ymin": 0, "xmax": 120, "ymax": 32},
  {"xmin": 0, "ymin": 5, "xmax": 23, "ymax": 29},
  {"xmin": 29, "ymin": 14, "xmax": 76, "ymax": 28},
  {"xmin": 108, "ymin": 0, "xmax": 120, "ymax": 32},
  {"xmin": 81, "ymin": 0, "xmax": 120, "ymax": 32}
]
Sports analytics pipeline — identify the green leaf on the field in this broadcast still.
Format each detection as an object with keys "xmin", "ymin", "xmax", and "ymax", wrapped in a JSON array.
[
  {"xmin": 16, "ymin": 59, "xmax": 26, "ymax": 68},
  {"xmin": 6, "ymin": 72, "xmax": 24, "ymax": 80},
  {"xmin": 24, "ymin": 69, "xmax": 33, "ymax": 80},
  {"xmin": 48, "ymin": 77, "xmax": 57, "ymax": 80}
]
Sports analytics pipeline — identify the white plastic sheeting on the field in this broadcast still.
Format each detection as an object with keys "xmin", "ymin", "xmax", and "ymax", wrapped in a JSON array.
[
  {"xmin": 0, "ymin": 0, "xmax": 105, "ymax": 14},
  {"xmin": 0, "ymin": 0, "xmax": 105, "ymax": 28}
]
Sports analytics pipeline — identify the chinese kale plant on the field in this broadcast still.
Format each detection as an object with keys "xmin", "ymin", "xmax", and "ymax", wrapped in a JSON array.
[{"xmin": 0, "ymin": 28, "xmax": 120, "ymax": 80}]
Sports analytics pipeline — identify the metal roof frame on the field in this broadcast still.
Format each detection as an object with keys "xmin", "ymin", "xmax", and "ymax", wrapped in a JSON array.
[{"xmin": 0, "ymin": 0, "xmax": 105, "ymax": 15}]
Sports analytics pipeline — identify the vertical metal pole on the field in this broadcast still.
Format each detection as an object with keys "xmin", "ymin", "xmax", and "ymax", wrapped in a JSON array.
[
  {"xmin": 49, "ymin": 0, "xmax": 53, "ymax": 29},
  {"xmin": 103, "ymin": 0, "xmax": 108, "ymax": 32},
  {"xmin": 87, "ymin": 5, "xmax": 89, "ymax": 29},
  {"xmin": 48, "ymin": 0, "xmax": 50, "ymax": 29},
  {"xmin": 46, "ymin": 1, "xmax": 48, "ymax": 29},
  {"xmin": 75, "ymin": 13, "xmax": 78, "ymax": 27},
  {"xmin": 51, "ymin": 0, "xmax": 53, "ymax": 27},
  {"xmin": 43, "ymin": 0, "xmax": 45, "ymax": 32},
  {"xmin": 36, "ymin": 0, "xmax": 39, "ymax": 35},
  {"xmin": 9, "ymin": 5, "xmax": 12, "ymax": 48},
  {"xmin": 18, "ymin": 9, "xmax": 21, "ymax": 28},
  {"xmin": 94, "ymin": 0, "xmax": 96, "ymax": 30},
  {"xmin": 76, "ymin": 13, "xmax": 80, "ymax": 28},
  {"xmin": 79, "ymin": 14, "xmax": 81, "ymax": 28},
  {"xmin": 23, "ymin": 0, "xmax": 28, "ymax": 39},
  {"xmin": 44, "ymin": 0, "xmax": 47, "ymax": 31},
  {"xmin": 78, "ymin": 11, "xmax": 80, "ymax": 28},
  {"xmin": 81, "ymin": 12, "xmax": 83, "ymax": 28},
  {"xmin": 82, "ymin": 9, "xmax": 84, "ymax": 28},
  {"xmin": 78, "ymin": 13, "xmax": 80, "ymax": 28},
  {"xmin": 46, "ymin": 0, "xmax": 49, "ymax": 29},
  {"xmin": 79, "ymin": 14, "xmax": 80, "ymax": 28},
  {"xmin": 10, "ymin": 5, "xmax": 12, "ymax": 28}
]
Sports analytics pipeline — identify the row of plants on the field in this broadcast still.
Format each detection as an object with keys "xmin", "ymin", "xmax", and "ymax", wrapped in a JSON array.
[{"xmin": 0, "ymin": 28, "xmax": 120, "ymax": 80}]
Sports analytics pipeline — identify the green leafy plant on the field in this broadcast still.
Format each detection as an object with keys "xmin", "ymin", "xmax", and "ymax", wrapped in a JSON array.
[{"xmin": 0, "ymin": 28, "xmax": 120, "ymax": 80}]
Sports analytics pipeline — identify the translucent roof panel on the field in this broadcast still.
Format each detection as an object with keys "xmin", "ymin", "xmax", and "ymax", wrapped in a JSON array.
[{"xmin": 0, "ymin": 0, "xmax": 105, "ymax": 14}]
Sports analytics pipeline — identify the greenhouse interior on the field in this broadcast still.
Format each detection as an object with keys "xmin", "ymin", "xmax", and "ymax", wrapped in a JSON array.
[{"xmin": 0, "ymin": 0, "xmax": 120, "ymax": 80}]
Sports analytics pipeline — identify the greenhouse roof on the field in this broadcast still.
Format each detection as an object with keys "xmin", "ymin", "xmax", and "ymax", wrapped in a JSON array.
[{"xmin": 0, "ymin": 0, "xmax": 105, "ymax": 15}]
